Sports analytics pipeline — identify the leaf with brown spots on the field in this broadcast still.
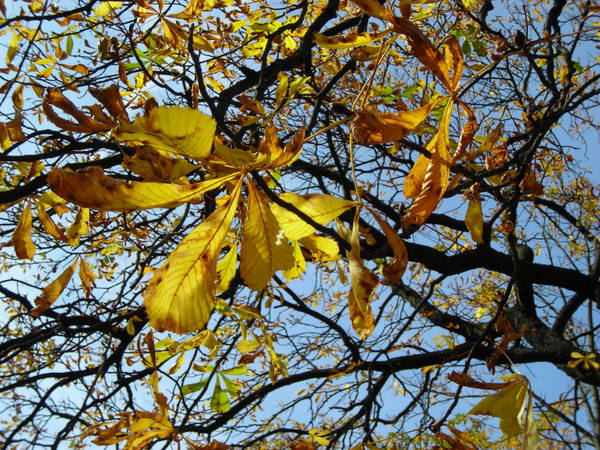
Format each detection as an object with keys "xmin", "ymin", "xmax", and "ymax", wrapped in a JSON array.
[
  {"xmin": 47, "ymin": 166, "xmax": 239, "ymax": 211},
  {"xmin": 122, "ymin": 147, "xmax": 198, "ymax": 182},
  {"xmin": 345, "ymin": 211, "xmax": 378, "ymax": 339},
  {"xmin": 369, "ymin": 210, "xmax": 407, "ymax": 285},
  {"xmin": 313, "ymin": 30, "xmax": 389, "ymax": 49}
]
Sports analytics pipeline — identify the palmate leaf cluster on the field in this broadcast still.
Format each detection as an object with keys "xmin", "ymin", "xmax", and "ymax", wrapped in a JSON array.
[{"xmin": 1, "ymin": 0, "xmax": 600, "ymax": 448}]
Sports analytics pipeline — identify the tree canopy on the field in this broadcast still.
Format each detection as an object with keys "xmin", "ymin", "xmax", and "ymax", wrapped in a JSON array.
[{"xmin": 1, "ymin": 0, "xmax": 600, "ymax": 448}]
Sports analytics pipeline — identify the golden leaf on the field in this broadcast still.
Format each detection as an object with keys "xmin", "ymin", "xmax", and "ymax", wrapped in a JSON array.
[
  {"xmin": 66, "ymin": 207, "xmax": 89, "ymax": 247},
  {"xmin": 240, "ymin": 181, "xmax": 295, "ymax": 291},
  {"xmin": 465, "ymin": 197, "xmax": 484, "ymax": 244},
  {"xmin": 352, "ymin": 97, "xmax": 444, "ymax": 145},
  {"xmin": 443, "ymin": 35, "xmax": 464, "ymax": 92},
  {"xmin": 13, "ymin": 202, "xmax": 36, "ymax": 260},
  {"xmin": 144, "ymin": 180, "xmax": 242, "ymax": 334},
  {"xmin": 403, "ymin": 100, "xmax": 453, "ymax": 228},
  {"xmin": 270, "ymin": 193, "xmax": 355, "ymax": 240},
  {"xmin": 113, "ymin": 106, "xmax": 216, "ymax": 161},
  {"xmin": 35, "ymin": 200, "xmax": 67, "ymax": 242},
  {"xmin": 78, "ymin": 258, "xmax": 96, "ymax": 298},
  {"xmin": 452, "ymin": 103, "xmax": 477, "ymax": 163},
  {"xmin": 404, "ymin": 134, "xmax": 438, "ymax": 199},
  {"xmin": 48, "ymin": 166, "xmax": 238, "ymax": 211},
  {"xmin": 31, "ymin": 259, "xmax": 78, "ymax": 317},
  {"xmin": 346, "ymin": 212, "xmax": 378, "ymax": 339},
  {"xmin": 213, "ymin": 127, "xmax": 304, "ymax": 171}
]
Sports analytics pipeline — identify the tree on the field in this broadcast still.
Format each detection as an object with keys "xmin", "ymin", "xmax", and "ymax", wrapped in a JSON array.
[{"xmin": 1, "ymin": 0, "xmax": 599, "ymax": 447}]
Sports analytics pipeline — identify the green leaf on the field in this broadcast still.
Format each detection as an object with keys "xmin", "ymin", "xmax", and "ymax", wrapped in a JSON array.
[
  {"xmin": 210, "ymin": 378, "xmax": 231, "ymax": 413},
  {"xmin": 181, "ymin": 379, "xmax": 209, "ymax": 396},
  {"xmin": 219, "ymin": 364, "xmax": 248, "ymax": 376}
]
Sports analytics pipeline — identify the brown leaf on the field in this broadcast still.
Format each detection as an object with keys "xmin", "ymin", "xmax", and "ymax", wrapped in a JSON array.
[
  {"xmin": 89, "ymin": 84, "xmax": 129, "ymax": 122},
  {"xmin": 42, "ymin": 89, "xmax": 113, "ymax": 133},
  {"xmin": 447, "ymin": 371, "xmax": 510, "ymax": 390},
  {"xmin": 386, "ymin": 14, "xmax": 451, "ymax": 90},
  {"xmin": 351, "ymin": 98, "xmax": 443, "ymax": 145},
  {"xmin": 486, "ymin": 314, "xmax": 524, "ymax": 373},
  {"xmin": 370, "ymin": 210, "xmax": 407, "ymax": 285}
]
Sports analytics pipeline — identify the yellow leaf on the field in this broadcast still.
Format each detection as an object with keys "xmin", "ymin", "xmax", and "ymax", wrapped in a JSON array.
[
  {"xmin": 93, "ymin": 1, "xmax": 122, "ymax": 17},
  {"xmin": 213, "ymin": 127, "xmax": 304, "ymax": 170},
  {"xmin": 12, "ymin": 84, "xmax": 23, "ymax": 110},
  {"xmin": 352, "ymin": 97, "xmax": 444, "ymax": 145},
  {"xmin": 35, "ymin": 200, "xmax": 67, "ymax": 242},
  {"xmin": 48, "ymin": 166, "xmax": 239, "ymax": 211},
  {"xmin": 240, "ymin": 181, "xmax": 295, "ymax": 291},
  {"xmin": 0, "ymin": 123, "xmax": 11, "ymax": 150},
  {"xmin": 404, "ymin": 134, "xmax": 438, "ymax": 199},
  {"xmin": 468, "ymin": 375, "xmax": 529, "ymax": 439},
  {"xmin": 465, "ymin": 198, "xmax": 484, "ymax": 244},
  {"xmin": 179, "ymin": 0, "xmax": 217, "ymax": 17},
  {"xmin": 216, "ymin": 243, "xmax": 238, "ymax": 294},
  {"xmin": 309, "ymin": 428, "xmax": 330, "ymax": 446},
  {"xmin": 237, "ymin": 339, "xmax": 261, "ymax": 354},
  {"xmin": 346, "ymin": 212, "xmax": 378, "ymax": 339},
  {"xmin": 213, "ymin": 138, "xmax": 263, "ymax": 169},
  {"xmin": 313, "ymin": 30, "xmax": 389, "ymax": 49},
  {"xmin": 452, "ymin": 103, "xmax": 477, "ymax": 163},
  {"xmin": 161, "ymin": 18, "xmax": 182, "ymax": 49},
  {"xmin": 66, "ymin": 207, "xmax": 89, "ymax": 247},
  {"xmin": 270, "ymin": 193, "xmax": 355, "ymax": 240},
  {"xmin": 525, "ymin": 394, "xmax": 540, "ymax": 450},
  {"xmin": 122, "ymin": 147, "xmax": 198, "ymax": 182},
  {"xmin": 144, "ymin": 180, "xmax": 242, "ymax": 334},
  {"xmin": 283, "ymin": 239, "xmax": 306, "ymax": 281},
  {"xmin": 299, "ymin": 235, "xmax": 339, "ymax": 261},
  {"xmin": 370, "ymin": 210, "xmax": 408, "ymax": 285},
  {"xmin": 37, "ymin": 64, "xmax": 56, "ymax": 78},
  {"xmin": 6, "ymin": 31, "xmax": 20, "ymax": 66},
  {"xmin": 31, "ymin": 259, "xmax": 78, "ymax": 316},
  {"xmin": 13, "ymin": 203, "xmax": 36, "ymax": 260},
  {"xmin": 113, "ymin": 106, "xmax": 216, "ymax": 161},
  {"xmin": 403, "ymin": 100, "xmax": 453, "ymax": 228}
]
